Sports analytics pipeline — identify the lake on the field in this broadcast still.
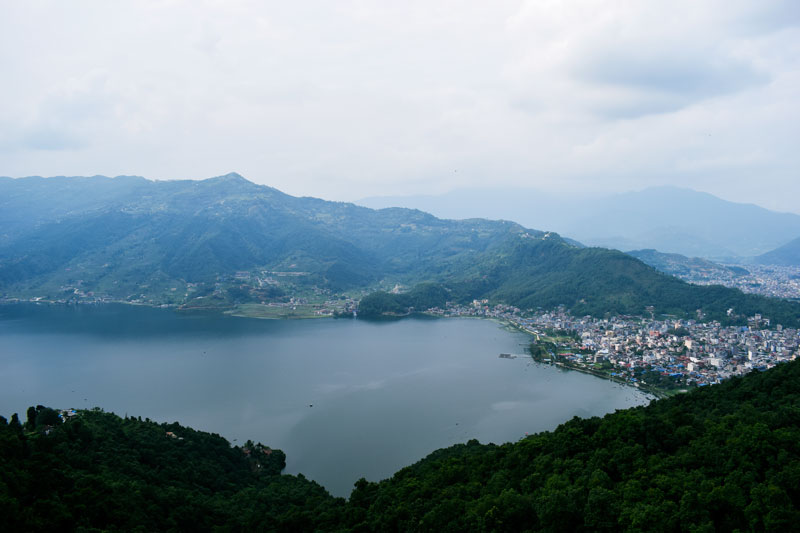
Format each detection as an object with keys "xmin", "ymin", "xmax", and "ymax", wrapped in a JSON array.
[{"xmin": 0, "ymin": 303, "xmax": 651, "ymax": 496}]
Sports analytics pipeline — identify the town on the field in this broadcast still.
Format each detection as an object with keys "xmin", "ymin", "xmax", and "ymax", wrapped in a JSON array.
[
  {"xmin": 4, "ymin": 265, "xmax": 799, "ymax": 398},
  {"xmin": 672, "ymin": 263, "xmax": 800, "ymax": 300},
  {"xmin": 427, "ymin": 300, "xmax": 800, "ymax": 397}
]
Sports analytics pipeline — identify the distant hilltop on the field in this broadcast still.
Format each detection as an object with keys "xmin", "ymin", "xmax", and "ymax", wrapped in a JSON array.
[
  {"xmin": 359, "ymin": 185, "xmax": 800, "ymax": 260},
  {"xmin": 1, "ymin": 173, "xmax": 799, "ymax": 326}
]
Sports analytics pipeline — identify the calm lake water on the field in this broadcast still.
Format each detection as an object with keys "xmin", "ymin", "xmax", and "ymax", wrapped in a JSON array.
[{"xmin": 0, "ymin": 303, "xmax": 651, "ymax": 496}]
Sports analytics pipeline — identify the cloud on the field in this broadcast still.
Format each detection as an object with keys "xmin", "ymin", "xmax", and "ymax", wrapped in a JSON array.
[
  {"xmin": 727, "ymin": 0, "xmax": 800, "ymax": 35},
  {"xmin": 571, "ymin": 52, "xmax": 768, "ymax": 119},
  {"xmin": 0, "ymin": 1, "xmax": 798, "ymax": 212},
  {"xmin": 505, "ymin": 1, "xmax": 778, "ymax": 119},
  {"xmin": 21, "ymin": 128, "xmax": 86, "ymax": 151}
]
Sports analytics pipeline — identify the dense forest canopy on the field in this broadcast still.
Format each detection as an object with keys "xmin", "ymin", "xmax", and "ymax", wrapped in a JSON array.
[{"xmin": 3, "ymin": 359, "xmax": 800, "ymax": 531}]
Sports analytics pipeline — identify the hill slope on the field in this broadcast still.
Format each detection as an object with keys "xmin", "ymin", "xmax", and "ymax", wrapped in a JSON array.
[
  {"xmin": 352, "ymin": 359, "xmax": 800, "ymax": 532},
  {"xmin": 3, "ymin": 360, "xmax": 800, "ymax": 531},
  {"xmin": 361, "ymin": 236, "xmax": 800, "ymax": 326},
  {"xmin": 756, "ymin": 235, "xmax": 800, "ymax": 267},
  {"xmin": 627, "ymin": 248, "xmax": 748, "ymax": 279},
  {"xmin": 360, "ymin": 186, "xmax": 800, "ymax": 258},
  {"xmin": 2, "ymin": 174, "xmax": 799, "ymax": 325},
  {"xmin": 0, "ymin": 173, "xmax": 526, "ymax": 299},
  {"xmin": 0, "ymin": 407, "xmax": 343, "ymax": 531}
]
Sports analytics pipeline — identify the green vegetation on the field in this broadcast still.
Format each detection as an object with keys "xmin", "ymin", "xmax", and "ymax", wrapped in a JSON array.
[
  {"xmin": 3, "ymin": 361, "xmax": 800, "ymax": 531},
  {"xmin": 348, "ymin": 360, "xmax": 800, "ymax": 531},
  {"xmin": 357, "ymin": 283, "xmax": 450, "ymax": 317},
  {"xmin": 0, "ymin": 174, "xmax": 521, "ymax": 306},
  {"xmin": 666, "ymin": 326, "xmax": 691, "ymax": 337},
  {"xmin": 627, "ymin": 248, "xmax": 746, "ymax": 278},
  {"xmin": 3, "ymin": 175, "xmax": 800, "ymax": 326},
  {"xmin": 229, "ymin": 303, "xmax": 329, "ymax": 319},
  {"xmin": 0, "ymin": 408, "xmax": 343, "ymax": 531},
  {"xmin": 359, "ymin": 237, "xmax": 800, "ymax": 327}
]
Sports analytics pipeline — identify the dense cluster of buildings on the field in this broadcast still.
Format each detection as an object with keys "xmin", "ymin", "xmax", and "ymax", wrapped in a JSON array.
[
  {"xmin": 428, "ymin": 301, "xmax": 799, "ymax": 393},
  {"xmin": 684, "ymin": 264, "xmax": 800, "ymax": 300}
]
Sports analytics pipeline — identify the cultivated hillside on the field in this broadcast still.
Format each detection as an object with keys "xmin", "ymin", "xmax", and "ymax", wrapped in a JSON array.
[{"xmin": 2, "ymin": 174, "xmax": 798, "ymax": 325}]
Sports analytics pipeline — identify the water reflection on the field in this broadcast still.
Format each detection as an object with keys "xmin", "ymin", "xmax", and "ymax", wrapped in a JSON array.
[{"xmin": 0, "ymin": 304, "xmax": 651, "ymax": 496}]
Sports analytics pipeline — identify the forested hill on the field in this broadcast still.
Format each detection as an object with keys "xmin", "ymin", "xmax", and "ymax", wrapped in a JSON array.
[
  {"xmin": 349, "ymin": 357, "xmax": 800, "ymax": 532},
  {"xmin": 0, "ymin": 173, "xmax": 529, "ymax": 297},
  {"xmin": 2, "ymin": 173, "xmax": 799, "ymax": 325},
  {"xmin": 3, "ymin": 359, "xmax": 800, "ymax": 531},
  {"xmin": 0, "ymin": 406, "xmax": 344, "ymax": 531},
  {"xmin": 359, "ymin": 236, "xmax": 800, "ymax": 327}
]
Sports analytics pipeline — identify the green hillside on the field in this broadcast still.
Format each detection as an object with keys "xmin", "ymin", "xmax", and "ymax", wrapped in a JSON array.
[
  {"xmin": 0, "ymin": 174, "xmax": 525, "ymax": 301},
  {"xmin": 756, "ymin": 235, "xmax": 800, "ymax": 267},
  {"xmin": 350, "ymin": 359, "xmax": 800, "ymax": 532},
  {"xmin": 627, "ymin": 248, "xmax": 747, "ymax": 279},
  {"xmin": 3, "ymin": 360, "xmax": 800, "ymax": 531},
  {"xmin": 2, "ymin": 173, "xmax": 799, "ymax": 325},
  {"xmin": 0, "ymin": 407, "xmax": 344, "ymax": 531},
  {"xmin": 360, "ymin": 235, "xmax": 800, "ymax": 327}
]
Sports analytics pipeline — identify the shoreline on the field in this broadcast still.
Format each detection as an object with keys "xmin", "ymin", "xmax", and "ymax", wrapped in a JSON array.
[
  {"xmin": 0, "ymin": 298, "xmax": 341, "ymax": 321},
  {"xmin": 439, "ymin": 313, "xmax": 670, "ymax": 400},
  {"xmin": 0, "ymin": 300, "xmax": 672, "ymax": 398},
  {"xmin": 501, "ymin": 316, "xmax": 673, "ymax": 399}
]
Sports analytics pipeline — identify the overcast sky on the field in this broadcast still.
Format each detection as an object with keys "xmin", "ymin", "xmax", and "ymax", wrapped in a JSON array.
[{"xmin": 1, "ymin": 1, "xmax": 798, "ymax": 211}]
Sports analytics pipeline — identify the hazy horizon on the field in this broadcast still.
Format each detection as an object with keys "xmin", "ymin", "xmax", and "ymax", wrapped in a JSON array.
[
  {"xmin": 1, "ymin": 1, "xmax": 799, "ymax": 212},
  {"xmin": 5, "ymin": 172, "xmax": 800, "ymax": 218}
]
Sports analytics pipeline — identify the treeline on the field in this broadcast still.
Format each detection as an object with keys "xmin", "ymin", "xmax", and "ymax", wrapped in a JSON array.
[
  {"xmin": 348, "ymin": 360, "xmax": 800, "ymax": 531},
  {"xmin": 357, "ymin": 283, "xmax": 451, "ymax": 317},
  {"xmin": 0, "ymin": 408, "xmax": 343, "ymax": 531},
  {"xmin": 358, "ymin": 238, "xmax": 800, "ymax": 327},
  {"xmin": 3, "ymin": 360, "xmax": 800, "ymax": 531}
]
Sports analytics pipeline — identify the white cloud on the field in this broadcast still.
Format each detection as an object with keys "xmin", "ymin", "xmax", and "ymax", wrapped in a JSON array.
[{"xmin": 0, "ymin": 1, "xmax": 798, "ymax": 212}]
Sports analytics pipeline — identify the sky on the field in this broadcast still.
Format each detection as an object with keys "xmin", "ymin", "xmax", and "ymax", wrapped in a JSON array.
[{"xmin": 1, "ymin": 1, "xmax": 799, "ymax": 212}]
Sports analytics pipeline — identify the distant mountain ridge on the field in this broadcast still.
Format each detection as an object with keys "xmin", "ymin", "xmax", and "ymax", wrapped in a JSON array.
[
  {"xmin": 0, "ymin": 173, "xmax": 538, "ymax": 300},
  {"xmin": 2, "ymin": 173, "xmax": 799, "ymax": 325},
  {"xmin": 756, "ymin": 236, "xmax": 800, "ymax": 267},
  {"xmin": 627, "ymin": 249, "xmax": 748, "ymax": 279},
  {"xmin": 359, "ymin": 186, "xmax": 800, "ymax": 259}
]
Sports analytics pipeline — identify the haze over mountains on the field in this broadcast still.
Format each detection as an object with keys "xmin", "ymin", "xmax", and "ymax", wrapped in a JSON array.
[
  {"xmin": 756, "ymin": 236, "xmax": 800, "ymax": 267},
  {"xmin": 1, "ymin": 173, "xmax": 799, "ymax": 326},
  {"xmin": 0, "ymin": 172, "xmax": 521, "ymax": 296},
  {"xmin": 626, "ymin": 249, "xmax": 749, "ymax": 280},
  {"xmin": 358, "ymin": 186, "xmax": 800, "ymax": 260}
]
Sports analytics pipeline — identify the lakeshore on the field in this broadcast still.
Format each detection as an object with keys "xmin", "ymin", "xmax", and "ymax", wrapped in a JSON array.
[
  {"xmin": 426, "ymin": 300, "xmax": 799, "ymax": 399},
  {"xmin": 0, "ymin": 303, "xmax": 651, "ymax": 496},
  {"xmin": 0, "ymin": 298, "xmax": 711, "ymax": 398}
]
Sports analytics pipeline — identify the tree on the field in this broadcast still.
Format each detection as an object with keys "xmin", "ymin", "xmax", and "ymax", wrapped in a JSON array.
[
  {"xmin": 26, "ymin": 406, "xmax": 37, "ymax": 430},
  {"xmin": 35, "ymin": 407, "xmax": 60, "ymax": 428}
]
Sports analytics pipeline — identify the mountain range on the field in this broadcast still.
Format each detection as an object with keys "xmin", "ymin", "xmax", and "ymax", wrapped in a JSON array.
[
  {"xmin": 1, "ymin": 173, "xmax": 799, "ymax": 325},
  {"xmin": 359, "ymin": 186, "xmax": 800, "ymax": 260},
  {"xmin": 0, "ymin": 173, "xmax": 530, "ymax": 299}
]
